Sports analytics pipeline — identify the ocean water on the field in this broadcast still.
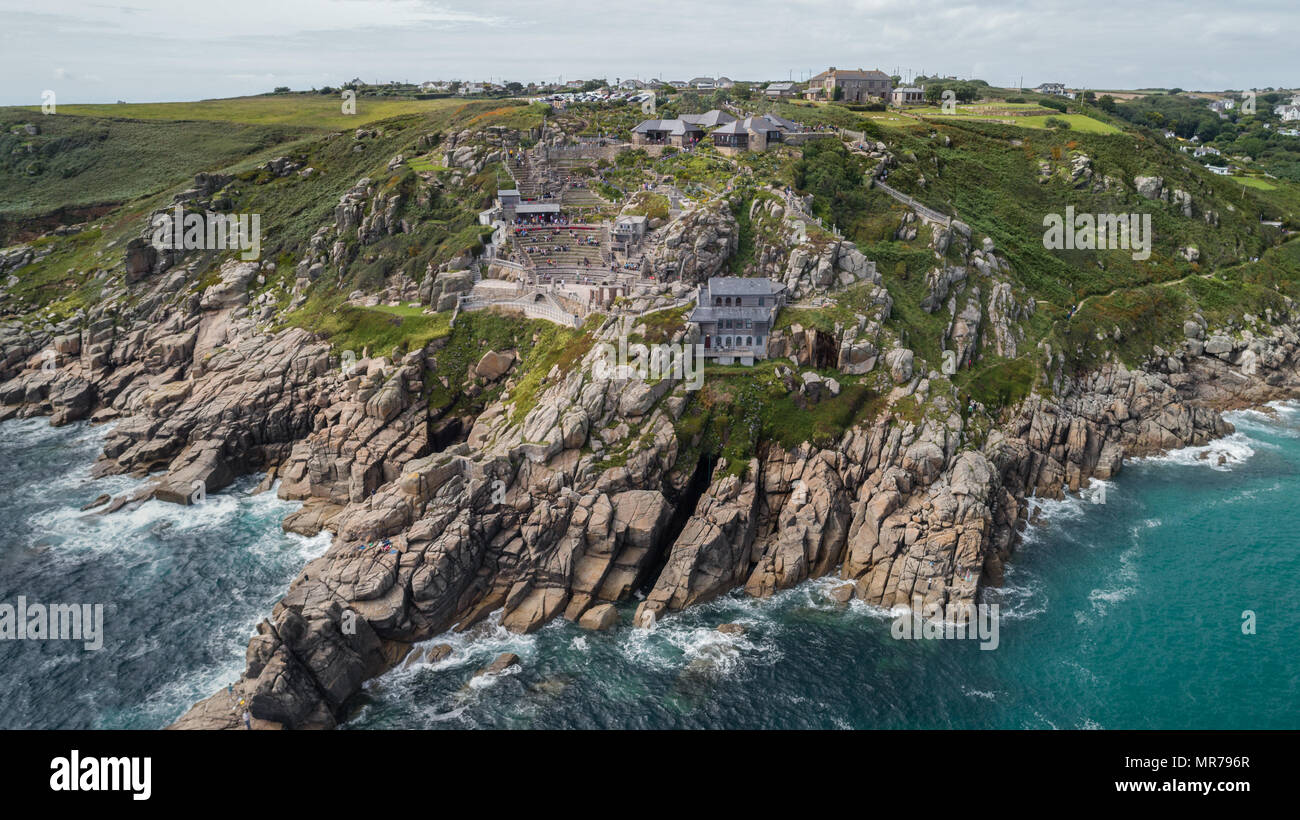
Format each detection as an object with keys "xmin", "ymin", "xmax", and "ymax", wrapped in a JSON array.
[
  {"xmin": 2, "ymin": 404, "xmax": 1298, "ymax": 730},
  {"xmin": 0, "ymin": 418, "xmax": 329, "ymax": 729}
]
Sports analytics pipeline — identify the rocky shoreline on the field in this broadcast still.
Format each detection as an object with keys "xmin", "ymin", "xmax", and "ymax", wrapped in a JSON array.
[
  {"xmin": 2, "ymin": 147, "xmax": 1296, "ymax": 728},
  {"xmin": 3, "ymin": 257, "xmax": 1297, "ymax": 728}
]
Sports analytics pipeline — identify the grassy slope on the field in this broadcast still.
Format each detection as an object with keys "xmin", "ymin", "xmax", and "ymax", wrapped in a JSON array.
[
  {"xmin": 4, "ymin": 98, "xmax": 544, "ymax": 321},
  {"xmin": 17, "ymin": 95, "xmax": 466, "ymax": 130},
  {"xmin": 0, "ymin": 111, "xmax": 308, "ymax": 218}
]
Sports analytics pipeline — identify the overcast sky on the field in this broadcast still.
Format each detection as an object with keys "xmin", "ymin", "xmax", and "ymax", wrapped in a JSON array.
[{"xmin": 1, "ymin": 0, "xmax": 1296, "ymax": 106}]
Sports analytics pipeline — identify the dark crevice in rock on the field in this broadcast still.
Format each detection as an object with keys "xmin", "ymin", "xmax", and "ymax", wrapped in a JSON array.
[{"xmin": 642, "ymin": 451, "xmax": 717, "ymax": 594}]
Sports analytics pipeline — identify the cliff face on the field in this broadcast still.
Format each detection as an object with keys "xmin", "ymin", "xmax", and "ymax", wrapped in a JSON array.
[{"xmin": 2, "ymin": 245, "xmax": 1297, "ymax": 728}]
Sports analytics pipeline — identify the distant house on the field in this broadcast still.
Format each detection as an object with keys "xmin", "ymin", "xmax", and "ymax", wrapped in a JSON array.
[
  {"xmin": 890, "ymin": 86, "xmax": 924, "ymax": 106},
  {"xmin": 1194, "ymin": 145, "xmax": 1221, "ymax": 157},
  {"xmin": 688, "ymin": 77, "xmax": 717, "ymax": 90},
  {"xmin": 1275, "ymin": 104, "xmax": 1300, "ymax": 122},
  {"xmin": 1209, "ymin": 98, "xmax": 1235, "ymax": 112},
  {"xmin": 618, "ymin": 79, "xmax": 648, "ymax": 90},
  {"xmin": 804, "ymin": 67, "xmax": 891, "ymax": 102},
  {"xmin": 715, "ymin": 77, "xmax": 735, "ymax": 89},
  {"xmin": 1035, "ymin": 82, "xmax": 1067, "ymax": 96},
  {"xmin": 668, "ymin": 80, "xmax": 688, "ymax": 89},
  {"xmin": 459, "ymin": 82, "xmax": 485, "ymax": 95},
  {"xmin": 688, "ymin": 277, "xmax": 786, "ymax": 365},
  {"xmin": 764, "ymin": 81, "xmax": 798, "ymax": 98},
  {"xmin": 1280, "ymin": 128, "xmax": 1300, "ymax": 137},
  {"xmin": 631, "ymin": 118, "xmax": 705, "ymax": 147},
  {"xmin": 710, "ymin": 113, "xmax": 800, "ymax": 155},
  {"xmin": 1206, "ymin": 165, "xmax": 1231, "ymax": 175}
]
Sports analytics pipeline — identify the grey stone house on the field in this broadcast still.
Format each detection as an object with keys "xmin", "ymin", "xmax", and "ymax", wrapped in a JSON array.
[
  {"xmin": 804, "ymin": 67, "xmax": 891, "ymax": 102},
  {"xmin": 687, "ymin": 276, "xmax": 786, "ymax": 365}
]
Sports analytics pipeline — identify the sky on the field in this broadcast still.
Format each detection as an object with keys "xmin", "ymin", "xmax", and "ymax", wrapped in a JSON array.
[{"xmin": 1, "ymin": 0, "xmax": 1297, "ymax": 106}]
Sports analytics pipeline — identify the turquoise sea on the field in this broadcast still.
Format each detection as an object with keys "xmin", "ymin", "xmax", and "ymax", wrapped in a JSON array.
[{"xmin": 2, "ymin": 403, "xmax": 1297, "ymax": 729}]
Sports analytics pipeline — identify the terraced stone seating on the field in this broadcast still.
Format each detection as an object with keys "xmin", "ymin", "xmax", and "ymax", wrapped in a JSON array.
[{"xmin": 510, "ymin": 225, "xmax": 607, "ymax": 269}]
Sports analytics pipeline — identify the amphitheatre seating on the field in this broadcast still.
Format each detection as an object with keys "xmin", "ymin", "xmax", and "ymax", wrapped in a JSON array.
[{"xmin": 509, "ymin": 224, "xmax": 608, "ymax": 269}]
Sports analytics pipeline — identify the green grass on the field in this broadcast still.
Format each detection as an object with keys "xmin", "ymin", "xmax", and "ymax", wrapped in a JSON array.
[
  {"xmin": 0, "ymin": 110, "xmax": 306, "ymax": 218},
  {"xmin": 674, "ymin": 360, "xmax": 887, "ymax": 477},
  {"xmin": 21, "ymin": 95, "xmax": 467, "ymax": 130},
  {"xmin": 1017, "ymin": 114, "xmax": 1121, "ymax": 134},
  {"xmin": 407, "ymin": 157, "xmax": 450, "ymax": 173},
  {"xmin": 1228, "ymin": 176, "xmax": 1278, "ymax": 191},
  {"xmin": 282, "ymin": 295, "xmax": 451, "ymax": 359}
]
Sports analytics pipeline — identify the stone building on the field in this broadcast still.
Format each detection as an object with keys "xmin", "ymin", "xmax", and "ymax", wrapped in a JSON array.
[
  {"xmin": 687, "ymin": 277, "xmax": 786, "ymax": 365},
  {"xmin": 804, "ymin": 67, "xmax": 891, "ymax": 102}
]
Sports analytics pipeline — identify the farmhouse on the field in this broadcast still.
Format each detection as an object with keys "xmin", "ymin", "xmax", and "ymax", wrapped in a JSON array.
[
  {"xmin": 804, "ymin": 67, "xmax": 891, "ymax": 102},
  {"xmin": 764, "ymin": 81, "xmax": 798, "ymax": 98},
  {"xmin": 687, "ymin": 277, "xmax": 786, "ymax": 364},
  {"xmin": 1035, "ymin": 82, "xmax": 1067, "ymax": 96}
]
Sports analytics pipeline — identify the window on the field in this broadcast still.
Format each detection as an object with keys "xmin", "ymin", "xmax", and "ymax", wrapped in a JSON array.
[
  {"xmin": 745, "ymin": 319, "xmax": 752, "ymax": 329},
  {"xmin": 746, "ymin": 336, "xmax": 753, "ymax": 346},
  {"xmin": 735, "ymin": 297, "xmax": 742, "ymax": 306},
  {"xmin": 725, "ymin": 297, "xmax": 732, "ymax": 306},
  {"xmin": 715, "ymin": 296, "xmax": 721, "ymax": 306},
  {"xmin": 758, "ymin": 297, "xmax": 765, "ymax": 306}
]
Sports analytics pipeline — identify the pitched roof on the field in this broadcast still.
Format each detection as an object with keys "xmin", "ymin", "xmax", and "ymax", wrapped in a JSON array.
[
  {"xmin": 632, "ymin": 118, "xmax": 704, "ymax": 135},
  {"xmin": 680, "ymin": 109, "xmax": 737, "ymax": 127},
  {"xmin": 813, "ymin": 68, "xmax": 890, "ymax": 82},
  {"xmin": 712, "ymin": 115, "xmax": 798, "ymax": 135},
  {"xmin": 706, "ymin": 276, "xmax": 784, "ymax": 295}
]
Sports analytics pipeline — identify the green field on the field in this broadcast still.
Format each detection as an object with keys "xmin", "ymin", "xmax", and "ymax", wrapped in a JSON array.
[
  {"xmin": 1017, "ymin": 114, "xmax": 1121, "ymax": 133},
  {"xmin": 916, "ymin": 106, "xmax": 1121, "ymax": 134},
  {"xmin": 1229, "ymin": 175, "xmax": 1279, "ymax": 190},
  {"xmin": 18, "ymin": 94, "xmax": 468, "ymax": 130}
]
